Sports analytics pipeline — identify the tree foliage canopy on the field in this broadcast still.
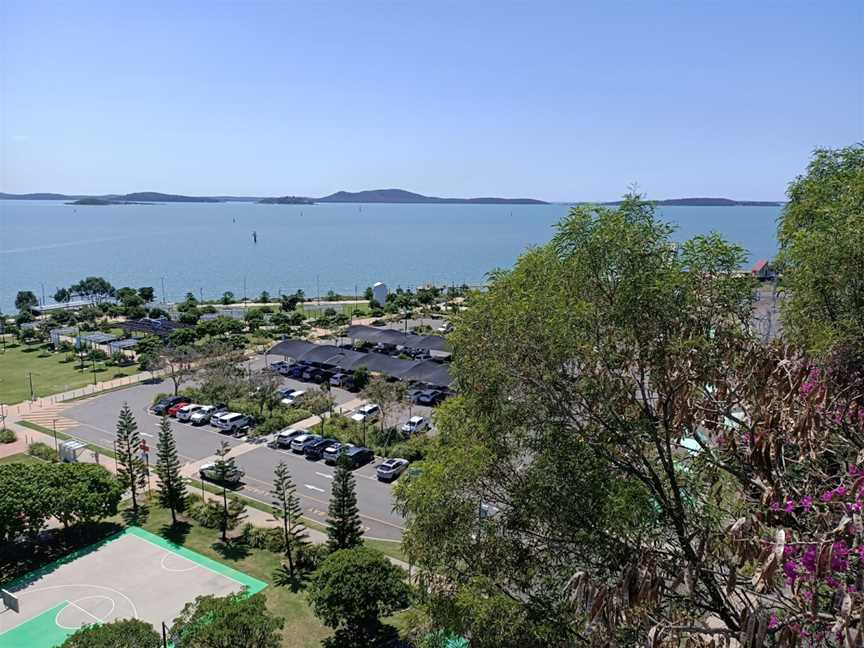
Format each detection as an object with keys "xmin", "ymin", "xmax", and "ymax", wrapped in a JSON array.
[
  {"xmin": 170, "ymin": 592, "xmax": 283, "ymax": 648},
  {"xmin": 59, "ymin": 619, "xmax": 162, "ymax": 648}
]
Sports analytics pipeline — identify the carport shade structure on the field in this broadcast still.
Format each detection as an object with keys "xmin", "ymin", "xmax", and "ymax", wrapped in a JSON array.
[
  {"xmin": 344, "ymin": 324, "xmax": 451, "ymax": 352},
  {"xmin": 268, "ymin": 339, "xmax": 454, "ymax": 387}
]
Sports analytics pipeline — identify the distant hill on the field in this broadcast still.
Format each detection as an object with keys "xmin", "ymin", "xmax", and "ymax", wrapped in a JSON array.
[
  {"xmin": 0, "ymin": 192, "xmax": 84, "ymax": 200},
  {"xmin": 602, "ymin": 197, "xmax": 783, "ymax": 207},
  {"xmin": 317, "ymin": 188, "xmax": 548, "ymax": 205},
  {"xmin": 258, "ymin": 196, "xmax": 315, "ymax": 205},
  {"xmin": 121, "ymin": 192, "xmax": 222, "ymax": 203}
]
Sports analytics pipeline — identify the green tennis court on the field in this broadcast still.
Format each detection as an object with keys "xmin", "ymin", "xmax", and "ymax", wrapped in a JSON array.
[{"xmin": 0, "ymin": 527, "xmax": 266, "ymax": 648}]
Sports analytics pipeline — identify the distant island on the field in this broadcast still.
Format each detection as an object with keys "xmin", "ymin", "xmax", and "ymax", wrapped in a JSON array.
[
  {"xmin": 0, "ymin": 190, "xmax": 784, "ymax": 207},
  {"xmin": 257, "ymin": 196, "xmax": 315, "ymax": 205},
  {"xmin": 316, "ymin": 188, "xmax": 548, "ymax": 205},
  {"xmin": 67, "ymin": 198, "xmax": 152, "ymax": 206},
  {"xmin": 602, "ymin": 197, "xmax": 783, "ymax": 207}
]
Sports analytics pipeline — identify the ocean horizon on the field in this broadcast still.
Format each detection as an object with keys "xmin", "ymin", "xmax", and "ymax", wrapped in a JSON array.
[{"xmin": 0, "ymin": 200, "xmax": 782, "ymax": 311}]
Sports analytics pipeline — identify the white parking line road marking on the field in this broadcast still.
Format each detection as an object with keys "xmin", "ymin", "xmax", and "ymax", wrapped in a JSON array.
[
  {"xmin": 304, "ymin": 484, "xmax": 326, "ymax": 493},
  {"xmin": 141, "ymin": 432, "xmax": 154, "ymax": 437},
  {"xmin": 315, "ymin": 472, "xmax": 333, "ymax": 480}
]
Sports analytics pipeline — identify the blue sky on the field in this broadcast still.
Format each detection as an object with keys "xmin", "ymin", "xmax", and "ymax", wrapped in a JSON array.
[{"xmin": 1, "ymin": 1, "xmax": 862, "ymax": 201}]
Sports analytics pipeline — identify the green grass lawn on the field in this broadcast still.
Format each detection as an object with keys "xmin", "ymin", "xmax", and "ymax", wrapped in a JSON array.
[
  {"xmin": 0, "ymin": 452, "xmax": 41, "ymax": 465},
  {"xmin": 0, "ymin": 343, "xmax": 140, "ymax": 404}
]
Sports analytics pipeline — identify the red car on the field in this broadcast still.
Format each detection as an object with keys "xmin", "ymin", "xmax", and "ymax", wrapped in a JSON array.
[{"xmin": 167, "ymin": 400, "xmax": 190, "ymax": 417}]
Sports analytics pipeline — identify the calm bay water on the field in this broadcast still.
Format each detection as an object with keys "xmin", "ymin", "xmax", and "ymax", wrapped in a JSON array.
[{"xmin": 0, "ymin": 200, "xmax": 781, "ymax": 311}]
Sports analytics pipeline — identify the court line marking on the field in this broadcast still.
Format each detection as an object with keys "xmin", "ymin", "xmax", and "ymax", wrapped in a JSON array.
[
  {"xmin": 56, "ymin": 596, "xmax": 116, "ymax": 629},
  {"xmin": 16, "ymin": 584, "xmax": 139, "ymax": 621},
  {"xmin": 124, "ymin": 534, "xmax": 248, "ymax": 588},
  {"xmin": 160, "ymin": 552, "xmax": 200, "ymax": 573}
]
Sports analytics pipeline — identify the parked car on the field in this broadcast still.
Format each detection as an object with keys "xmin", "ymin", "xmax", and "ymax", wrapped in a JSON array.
[
  {"xmin": 190, "ymin": 404, "xmax": 227, "ymax": 425},
  {"xmin": 270, "ymin": 361, "xmax": 292, "ymax": 375},
  {"xmin": 294, "ymin": 434, "xmax": 323, "ymax": 454},
  {"xmin": 436, "ymin": 322, "xmax": 453, "ymax": 333},
  {"xmin": 351, "ymin": 403, "xmax": 380, "ymax": 423},
  {"xmin": 290, "ymin": 433, "xmax": 317, "ymax": 453},
  {"xmin": 305, "ymin": 437, "xmax": 339, "ymax": 460},
  {"xmin": 376, "ymin": 457, "xmax": 409, "ymax": 482},
  {"xmin": 281, "ymin": 389, "xmax": 306, "ymax": 406},
  {"xmin": 417, "ymin": 390, "xmax": 444, "ymax": 406},
  {"xmin": 345, "ymin": 446, "xmax": 375, "ymax": 469},
  {"xmin": 329, "ymin": 372, "xmax": 354, "ymax": 388},
  {"xmin": 199, "ymin": 462, "xmax": 244, "ymax": 485},
  {"xmin": 288, "ymin": 362, "xmax": 310, "ymax": 378},
  {"xmin": 176, "ymin": 403, "xmax": 205, "ymax": 422},
  {"xmin": 301, "ymin": 367, "xmax": 326, "ymax": 383},
  {"xmin": 152, "ymin": 396, "xmax": 187, "ymax": 415},
  {"xmin": 323, "ymin": 442, "xmax": 352, "ymax": 465},
  {"xmin": 401, "ymin": 416, "xmax": 430, "ymax": 435},
  {"xmin": 167, "ymin": 400, "xmax": 191, "ymax": 417},
  {"xmin": 274, "ymin": 428, "xmax": 305, "ymax": 448},
  {"xmin": 213, "ymin": 412, "xmax": 252, "ymax": 434}
]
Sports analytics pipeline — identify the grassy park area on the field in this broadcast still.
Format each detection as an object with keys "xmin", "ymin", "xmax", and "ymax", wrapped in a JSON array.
[
  {"xmin": 0, "ymin": 341, "xmax": 139, "ymax": 404},
  {"xmin": 0, "ymin": 453, "xmax": 41, "ymax": 465}
]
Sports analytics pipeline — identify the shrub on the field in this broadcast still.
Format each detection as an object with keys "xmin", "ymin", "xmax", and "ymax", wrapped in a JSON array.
[
  {"xmin": 0, "ymin": 428, "xmax": 16, "ymax": 444},
  {"xmin": 186, "ymin": 499, "xmax": 223, "ymax": 529},
  {"xmin": 240, "ymin": 524, "xmax": 286, "ymax": 553},
  {"xmin": 297, "ymin": 542, "xmax": 330, "ymax": 570},
  {"xmin": 151, "ymin": 392, "xmax": 171, "ymax": 405},
  {"xmin": 28, "ymin": 442, "xmax": 58, "ymax": 462},
  {"xmin": 384, "ymin": 435, "xmax": 431, "ymax": 462}
]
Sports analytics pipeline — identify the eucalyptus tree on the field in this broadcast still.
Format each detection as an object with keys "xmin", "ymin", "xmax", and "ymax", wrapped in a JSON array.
[{"xmin": 396, "ymin": 195, "xmax": 760, "ymax": 645}]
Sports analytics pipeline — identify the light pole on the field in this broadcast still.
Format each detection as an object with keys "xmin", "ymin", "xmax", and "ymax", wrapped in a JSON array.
[
  {"xmin": 160, "ymin": 277, "xmax": 167, "ymax": 305},
  {"xmin": 52, "ymin": 419, "xmax": 58, "ymax": 452},
  {"xmin": 28, "ymin": 372, "xmax": 34, "ymax": 401}
]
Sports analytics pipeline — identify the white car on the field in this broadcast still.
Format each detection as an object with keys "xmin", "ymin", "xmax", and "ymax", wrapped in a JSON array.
[
  {"xmin": 190, "ymin": 405, "xmax": 225, "ymax": 426},
  {"xmin": 376, "ymin": 457, "xmax": 409, "ymax": 482},
  {"xmin": 351, "ymin": 403, "xmax": 380, "ymax": 423},
  {"xmin": 176, "ymin": 404, "xmax": 204, "ymax": 422},
  {"xmin": 435, "ymin": 322, "xmax": 453, "ymax": 333},
  {"xmin": 289, "ymin": 433, "xmax": 315, "ymax": 453},
  {"xmin": 212, "ymin": 412, "xmax": 251, "ymax": 434},
  {"xmin": 401, "ymin": 416, "xmax": 429, "ymax": 435},
  {"xmin": 281, "ymin": 389, "xmax": 306, "ymax": 406},
  {"xmin": 275, "ymin": 428, "xmax": 304, "ymax": 448}
]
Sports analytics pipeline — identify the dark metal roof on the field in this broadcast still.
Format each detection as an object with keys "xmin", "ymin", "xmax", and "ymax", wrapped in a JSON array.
[
  {"xmin": 109, "ymin": 338, "xmax": 139, "ymax": 350},
  {"xmin": 269, "ymin": 338, "xmax": 454, "ymax": 387},
  {"xmin": 81, "ymin": 332, "xmax": 118, "ymax": 344},
  {"xmin": 120, "ymin": 318, "xmax": 193, "ymax": 337},
  {"xmin": 345, "ymin": 325, "xmax": 451, "ymax": 352}
]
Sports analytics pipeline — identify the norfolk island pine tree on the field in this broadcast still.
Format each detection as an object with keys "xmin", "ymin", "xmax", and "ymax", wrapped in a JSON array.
[
  {"xmin": 155, "ymin": 415, "xmax": 188, "ymax": 524},
  {"xmin": 115, "ymin": 402, "xmax": 147, "ymax": 515},
  {"xmin": 271, "ymin": 460, "xmax": 308, "ymax": 579},
  {"xmin": 326, "ymin": 449, "xmax": 364, "ymax": 551}
]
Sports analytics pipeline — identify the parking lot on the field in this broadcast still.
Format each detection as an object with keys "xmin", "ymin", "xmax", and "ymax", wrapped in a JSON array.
[{"xmin": 56, "ymin": 373, "xmax": 435, "ymax": 541}]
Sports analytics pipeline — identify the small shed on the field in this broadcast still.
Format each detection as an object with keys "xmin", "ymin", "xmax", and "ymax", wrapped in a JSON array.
[
  {"xmin": 751, "ymin": 260, "xmax": 777, "ymax": 281},
  {"xmin": 59, "ymin": 440, "xmax": 88, "ymax": 463}
]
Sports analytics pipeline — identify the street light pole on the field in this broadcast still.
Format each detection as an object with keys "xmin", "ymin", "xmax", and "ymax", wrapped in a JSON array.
[
  {"xmin": 52, "ymin": 419, "xmax": 58, "ymax": 452},
  {"xmin": 28, "ymin": 372, "xmax": 34, "ymax": 401}
]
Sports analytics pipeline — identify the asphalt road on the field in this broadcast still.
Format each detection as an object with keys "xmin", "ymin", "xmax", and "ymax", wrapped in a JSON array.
[
  {"xmin": 59, "ymin": 377, "xmax": 433, "ymax": 540},
  {"xmin": 233, "ymin": 445, "xmax": 405, "ymax": 540}
]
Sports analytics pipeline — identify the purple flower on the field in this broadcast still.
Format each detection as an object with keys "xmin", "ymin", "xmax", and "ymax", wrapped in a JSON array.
[
  {"xmin": 784, "ymin": 500, "xmax": 796, "ymax": 513},
  {"xmin": 802, "ymin": 545, "xmax": 818, "ymax": 573},
  {"xmin": 783, "ymin": 559, "xmax": 799, "ymax": 585},
  {"xmin": 801, "ymin": 495, "xmax": 814, "ymax": 511},
  {"xmin": 851, "ymin": 465, "xmax": 860, "ymax": 477},
  {"xmin": 836, "ymin": 485, "xmax": 848, "ymax": 497},
  {"xmin": 821, "ymin": 490, "xmax": 834, "ymax": 502},
  {"xmin": 768, "ymin": 613, "xmax": 779, "ymax": 630},
  {"xmin": 770, "ymin": 501, "xmax": 781, "ymax": 511}
]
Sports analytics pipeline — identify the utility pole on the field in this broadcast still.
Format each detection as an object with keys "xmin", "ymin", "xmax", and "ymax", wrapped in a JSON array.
[
  {"xmin": 28, "ymin": 372, "xmax": 34, "ymax": 401},
  {"xmin": 199, "ymin": 287, "xmax": 204, "ymax": 303},
  {"xmin": 160, "ymin": 277, "xmax": 166, "ymax": 305},
  {"xmin": 52, "ymin": 419, "xmax": 58, "ymax": 452},
  {"xmin": 40, "ymin": 282, "xmax": 46, "ymax": 307},
  {"xmin": 243, "ymin": 277, "xmax": 247, "ymax": 311}
]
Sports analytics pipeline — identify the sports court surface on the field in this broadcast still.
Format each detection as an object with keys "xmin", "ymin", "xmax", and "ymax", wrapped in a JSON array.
[{"xmin": 0, "ymin": 527, "xmax": 266, "ymax": 648}]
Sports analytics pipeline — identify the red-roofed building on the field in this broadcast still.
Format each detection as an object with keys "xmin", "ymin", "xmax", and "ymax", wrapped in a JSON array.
[{"xmin": 751, "ymin": 259, "xmax": 777, "ymax": 281}]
